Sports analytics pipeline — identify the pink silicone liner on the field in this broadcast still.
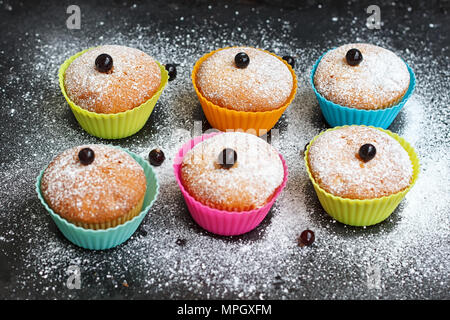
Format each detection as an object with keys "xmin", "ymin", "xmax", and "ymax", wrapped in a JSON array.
[{"xmin": 173, "ymin": 131, "xmax": 289, "ymax": 236}]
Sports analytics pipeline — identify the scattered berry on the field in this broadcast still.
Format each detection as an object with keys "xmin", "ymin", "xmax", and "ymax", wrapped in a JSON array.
[
  {"xmin": 165, "ymin": 64, "xmax": 177, "ymax": 81},
  {"xmin": 149, "ymin": 148, "xmax": 165, "ymax": 166},
  {"xmin": 298, "ymin": 229, "xmax": 315, "ymax": 247},
  {"xmin": 304, "ymin": 142, "xmax": 310, "ymax": 153},
  {"xmin": 282, "ymin": 55, "xmax": 295, "ymax": 68}
]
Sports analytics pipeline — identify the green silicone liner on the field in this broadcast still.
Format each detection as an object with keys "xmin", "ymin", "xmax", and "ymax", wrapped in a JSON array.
[
  {"xmin": 36, "ymin": 147, "xmax": 159, "ymax": 250},
  {"xmin": 58, "ymin": 47, "xmax": 169, "ymax": 139},
  {"xmin": 304, "ymin": 125, "xmax": 420, "ymax": 226}
]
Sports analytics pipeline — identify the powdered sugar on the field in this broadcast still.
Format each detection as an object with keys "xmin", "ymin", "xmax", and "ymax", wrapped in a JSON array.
[
  {"xmin": 0, "ymin": 1, "xmax": 448, "ymax": 300},
  {"xmin": 40, "ymin": 145, "xmax": 146, "ymax": 224},
  {"xmin": 181, "ymin": 132, "xmax": 284, "ymax": 209},
  {"xmin": 308, "ymin": 126, "xmax": 413, "ymax": 199},
  {"xmin": 64, "ymin": 45, "xmax": 161, "ymax": 113},
  {"xmin": 314, "ymin": 43, "xmax": 410, "ymax": 110},
  {"xmin": 196, "ymin": 47, "xmax": 293, "ymax": 111}
]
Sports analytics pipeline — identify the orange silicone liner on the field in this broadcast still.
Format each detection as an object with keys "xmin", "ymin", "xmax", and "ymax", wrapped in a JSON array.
[{"xmin": 191, "ymin": 47, "xmax": 298, "ymax": 135}]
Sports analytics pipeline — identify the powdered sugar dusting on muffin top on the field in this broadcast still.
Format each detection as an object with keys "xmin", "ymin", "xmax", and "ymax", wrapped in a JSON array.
[
  {"xmin": 64, "ymin": 45, "xmax": 161, "ymax": 114},
  {"xmin": 40, "ymin": 145, "xmax": 146, "ymax": 224},
  {"xmin": 308, "ymin": 126, "xmax": 413, "ymax": 199},
  {"xmin": 181, "ymin": 132, "xmax": 284, "ymax": 210},
  {"xmin": 314, "ymin": 43, "xmax": 410, "ymax": 110},
  {"xmin": 195, "ymin": 47, "xmax": 294, "ymax": 112}
]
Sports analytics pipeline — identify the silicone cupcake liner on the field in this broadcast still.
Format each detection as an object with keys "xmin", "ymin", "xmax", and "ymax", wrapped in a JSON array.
[
  {"xmin": 310, "ymin": 50, "xmax": 416, "ymax": 129},
  {"xmin": 59, "ymin": 47, "xmax": 169, "ymax": 139},
  {"xmin": 36, "ymin": 147, "xmax": 159, "ymax": 250},
  {"xmin": 72, "ymin": 196, "xmax": 144, "ymax": 230},
  {"xmin": 192, "ymin": 47, "xmax": 298, "ymax": 135},
  {"xmin": 304, "ymin": 125, "xmax": 420, "ymax": 226},
  {"xmin": 173, "ymin": 132, "xmax": 288, "ymax": 236}
]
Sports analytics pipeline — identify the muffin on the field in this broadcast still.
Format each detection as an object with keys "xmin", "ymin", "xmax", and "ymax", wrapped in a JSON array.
[
  {"xmin": 196, "ymin": 47, "xmax": 294, "ymax": 112},
  {"xmin": 181, "ymin": 132, "xmax": 284, "ymax": 210},
  {"xmin": 174, "ymin": 132, "xmax": 288, "ymax": 235},
  {"xmin": 59, "ymin": 45, "xmax": 168, "ymax": 139},
  {"xmin": 40, "ymin": 144, "xmax": 147, "ymax": 230},
  {"xmin": 314, "ymin": 43, "xmax": 410, "ymax": 110},
  {"xmin": 192, "ymin": 47, "xmax": 297, "ymax": 134},
  {"xmin": 310, "ymin": 43, "xmax": 415, "ymax": 129},
  {"xmin": 64, "ymin": 45, "xmax": 161, "ymax": 114},
  {"xmin": 307, "ymin": 126, "xmax": 413, "ymax": 199},
  {"xmin": 304, "ymin": 125, "xmax": 419, "ymax": 226}
]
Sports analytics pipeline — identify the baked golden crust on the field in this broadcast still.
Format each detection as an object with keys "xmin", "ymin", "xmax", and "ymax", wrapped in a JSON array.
[
  {"xmin": 64, "ymin": 45, "xmax": 161, "ymax": 114},
  {"xmin": 195, "ymin": 47, "xmax": 294, "ymax": 112},
  {"xmin": 41, "ymin": 145, "xmax": 147, "ymax": 226},
  {"xmin": 180, "ymin": 132, "xmax": 284, "ymax": 210},
  {"xmin": 314, "ymin": 43, "xmax": 410, "ymax": 110},
  {"xmin": 307, "ymin": 126, "xmax": 413, "ymax": 199}
]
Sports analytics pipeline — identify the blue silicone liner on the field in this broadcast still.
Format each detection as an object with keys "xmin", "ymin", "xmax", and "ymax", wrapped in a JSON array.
[
  {"xmin": 310, "ymin": 50, "xmax": 416, "ymax": 129},
  {"xmin": 36, "ymin": 147, "xmax": 159, "ymax": 250}
]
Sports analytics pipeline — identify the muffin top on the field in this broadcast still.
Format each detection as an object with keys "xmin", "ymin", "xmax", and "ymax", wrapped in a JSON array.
[
  {"xmin": 313, "ymin": 43, "xmax": 410, "ymax": 110},
  {"xmin": 195, "ymin": 47, "xmax": 294, "ymax": 112},
  {"xmin": 64, "ymin": 45, "xmax": 161, "ymax": 114},
  {"xmin": 307, "ymin": 126, "xmax": 413, "ymax": 199},
  {"xmin": 180, "ymin": 132, "xmax": 284, "ymax": 210},
  {"xmin": 41, "ymin": 144, "xmax": 147, "ymax": 224}
]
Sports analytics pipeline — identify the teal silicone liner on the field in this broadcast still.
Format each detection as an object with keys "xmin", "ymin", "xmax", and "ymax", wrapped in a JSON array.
[
  {"xmin": 310, "ymin": 50, "xmax": 416, "ymax": 129},
  {"xmin": 36, "ymin": 147, "xmax": 159, "ymax": 250}
]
